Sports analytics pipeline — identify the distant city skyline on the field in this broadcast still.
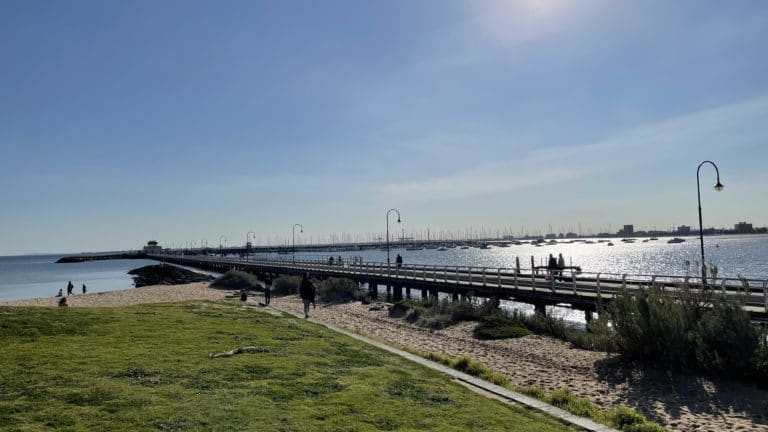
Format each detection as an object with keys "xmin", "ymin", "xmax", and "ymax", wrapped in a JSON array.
[{"xmin": 2, "ymin": 1, "xmax": 768, "ymax": 255}]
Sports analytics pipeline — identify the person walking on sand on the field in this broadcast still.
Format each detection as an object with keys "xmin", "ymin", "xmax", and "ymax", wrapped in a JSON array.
[
  {"xmin": 263, "ymin": 273, "xmax": 272, "ymax": 306},
  {"xmin": 82, "ymin": 284, "xmax": 87, "ymax": 294},
  {"xmin": 299, "ymin": 273, "xmax": 316, "ymax": 319},
  {"xmin": 66, "ymin": 281, "xmax": 74, "ymax": 296},
  {"xmin": 396, "ymin": 254, "xmax": 403, "ymax": 269}
]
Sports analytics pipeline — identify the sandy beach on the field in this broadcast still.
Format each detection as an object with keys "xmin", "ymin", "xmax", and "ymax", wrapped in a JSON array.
[
  {"xmin": 0, "ymin": 282, "xmax": 229, "ymax": 308},
  {"xmin": 4, "ymin": 284, "xmax": 767, "ymax": 431}
]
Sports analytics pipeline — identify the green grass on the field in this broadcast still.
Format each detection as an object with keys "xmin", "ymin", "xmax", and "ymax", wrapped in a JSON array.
[{"xmin": 0, "ymin": 303, "xmax": 580, "ymax": 431}]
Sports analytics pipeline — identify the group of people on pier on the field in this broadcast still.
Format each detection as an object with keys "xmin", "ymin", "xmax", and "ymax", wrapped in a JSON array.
[{"xmin": 547, "ymin": 253, "xmax": 566, "ymax": 279}]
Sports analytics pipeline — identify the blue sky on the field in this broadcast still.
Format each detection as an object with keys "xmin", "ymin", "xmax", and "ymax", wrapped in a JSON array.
[{"xmin": 2, "ymin": 0, "xmax": 767, "ymax": 254}]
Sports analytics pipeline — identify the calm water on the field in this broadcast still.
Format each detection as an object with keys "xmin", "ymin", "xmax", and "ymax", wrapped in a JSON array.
[
  {"xmin": 285, "ymin": 234, "xmax": 768, "ymax": 280},
  {"xmin": 0, "ymin": 256, "xmax": 219, "ymax": 302},
  {"xmin": 1, "ymin": 234, "xmax": 766, "ymax": 303}
]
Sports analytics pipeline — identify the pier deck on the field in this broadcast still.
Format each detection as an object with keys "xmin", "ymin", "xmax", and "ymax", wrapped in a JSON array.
[{"xmin": 151, "ymin": 254, "xmax": 768, "ymax": 322}]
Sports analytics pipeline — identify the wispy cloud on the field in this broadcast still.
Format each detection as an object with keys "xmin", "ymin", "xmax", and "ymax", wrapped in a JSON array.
[{"xmin": 379, "ymin": 95, "xmax": 768, "ymax": 202}]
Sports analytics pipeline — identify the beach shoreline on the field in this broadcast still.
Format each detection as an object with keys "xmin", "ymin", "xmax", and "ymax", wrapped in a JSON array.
[{"xmin": 3, "ymin": 283, "xmax": 767, "ymax": 431}]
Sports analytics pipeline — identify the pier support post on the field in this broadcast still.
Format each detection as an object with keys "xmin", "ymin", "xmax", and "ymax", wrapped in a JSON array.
[
  {"xmin": 534, "ymin": 302, "xmax": 546, "ymax": 316},
  {"xmin": 422, "ymin": 289, "xmax": 428, "ymax": 299},
  {"xmin": 386, "ymin": 285, "xmax": 392, "ymax": 302},
  {"xmin": 405, "ymin": 287, "xmax": 411, "ymax": 299},
  {"xmin": 452, "ymin": 291, "xmax": 459, "ymax": 301},
  {"xmin": 393, "ymin": 285, "xmax": 403, "ymax": 302},
  {"xmin": 369, "ymin": 282, "xmax": 378, "ymax": 300},
  {"xmin": 584, "ymin": 310, "xmax": 594, "ymax": 323}
]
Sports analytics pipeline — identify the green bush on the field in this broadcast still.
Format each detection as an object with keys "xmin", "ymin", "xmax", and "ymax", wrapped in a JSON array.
[
  {"xmin": 605, "ymin": 406, "xmax": 646, "ymax": 429},
  {"xmin": 271, "ymin": 275, "xmax": 301, "ymax": 295},
  {"xmin": 752, "ymin": 336, "xmax": 768, "ymax": 389},
  {"xmin": 691, "ymin": 297, "xmax": 758, "ymax": 376},
  {"xmin": 622, "ymin": 423, "xmax": 666, "ymax": 432},
  {"xmin": 316, "ymin": 277, "xmax": 363, "ymax": 303},
  {"xmin": 546, "ymin": 389, "xmax": 598, "ymax": 418},
  {"xmin": 609, "ymin": 284, "xmax": 765, "ymax": 383},
  {"xmin": 608, "ymin": 285, "xmax": 702, "ymax": 368},
  {"xmin": 474, "ymin": 314, "xmax": 532, "ymax": 340},
  {"xmin": 210, "ymin": 270, "xmax": 260, "ymax": 290}
]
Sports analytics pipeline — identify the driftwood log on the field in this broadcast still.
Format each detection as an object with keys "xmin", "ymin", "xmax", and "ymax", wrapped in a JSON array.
[{"xmin": 210, "ymin": 346, "xmax": 267, "ymax": 358}]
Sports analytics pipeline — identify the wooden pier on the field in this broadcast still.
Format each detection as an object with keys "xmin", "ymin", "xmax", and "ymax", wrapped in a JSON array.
[{"xmin": 151, "ymin": 254, "xmax": 768, "ymax": 322}]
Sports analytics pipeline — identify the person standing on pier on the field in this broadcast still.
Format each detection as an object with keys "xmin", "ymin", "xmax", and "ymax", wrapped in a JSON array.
[
  {"xmin": 557, "ymin": 253, "xmax": 565, "ymax": 278},
  {"xmin": 547, "ymin": 255, "xmax": 557, "ymax": 280},
  {"xmin": 396, "ymin": 254, "xmax": 403, "ymax": 269},
  {"xmin": 299, "ymin": 273, "xmax": 316, "ymax": 319}
]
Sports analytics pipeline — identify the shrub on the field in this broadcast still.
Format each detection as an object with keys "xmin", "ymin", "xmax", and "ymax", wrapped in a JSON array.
[
  {"xmin": 474, "ymin": 314, "xmax": 532, "ymax": 340},
  {"xmin": 546, "ymin": 389, "xmax": 598, "ymax": 418},
  {"xmin": 271, "ymin": 275, "xmax": 301, "ymax": 295},
  {"xmin": 210, "ymin": 270, "xmax": 260, "ymax": 290},
  {"xmin": 691, "ymin": 297, "xmax": 758, "ymax": 376},
  {"xmin": 605, "ymin": 406, "xmax": 646, "ymax": 429},
  {"xmin": 316, "ymin": 277, "xmax": 362, "ymax": 303},
  {"xmin": 751, "ymin": 334, "xmax": 768, "ymax": 389},
  {"xmin": 608, "ymin": 285, "xmax": 702, "ymax": 368}
]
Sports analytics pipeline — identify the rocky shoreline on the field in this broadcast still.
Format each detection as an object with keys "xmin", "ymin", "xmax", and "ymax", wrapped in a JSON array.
[{"xmin": 128, "ymin": 264, "xmax": 214, "ymax": 287}]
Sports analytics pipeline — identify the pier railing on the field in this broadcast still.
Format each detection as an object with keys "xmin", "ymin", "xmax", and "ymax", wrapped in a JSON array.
[{"xmin": 153, "ymin": 254, "xmax": 768, "ymax": 314}]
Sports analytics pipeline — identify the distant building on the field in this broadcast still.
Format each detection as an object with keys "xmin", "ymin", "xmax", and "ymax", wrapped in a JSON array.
[
  {"xmin": 143, "ymin": 240, "xmax": 162, "ymax": 254},
  {"xmin": 677, "ymin": 225, "xmax": 692, "ymax": 235},
  {"xmin": 621, "ymin": 225, "xmax": 634, "ymax": 236},
  {"xmin": 734, "ymin": 222, "xmax": 754, "ymax": 234},
  {"xmin": 564, "ymin": 232, "xmax": 579, "ymax": 238}
]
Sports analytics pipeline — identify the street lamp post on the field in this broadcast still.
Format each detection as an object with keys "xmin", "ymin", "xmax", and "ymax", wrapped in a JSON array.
[
  {"xmin": 696, "ymin": 160, "xmax": 724, "ymax": 286},
  {"xmin": 219, "ymin": 235, "xmax": 227, "ymax": 257},
  {"xmin": 292, "ymin": 224, "xmax": 303, "ymax": 262},
  {"xmin": 246, "ymin": 231, "xmax": 255, "ymax": 258},
  {"xmin": 386, "ymin": 209, "xmax": 402, "ymax": 264}
]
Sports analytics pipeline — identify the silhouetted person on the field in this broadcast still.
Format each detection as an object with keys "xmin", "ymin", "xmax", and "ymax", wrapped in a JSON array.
[
  {"xmin": 557, "ymin": 253, "xmax": 565, "ymax": 278},
  {"xmin": 299, "ymin": 273, "xmax": 316, "ymax": 318},
  {"xmin": 263, "ymin": 274, "xmax": 272, "ymax": 305},
  {"xmin": 396, "ymin": 254, "xmax": 403, "ymax": 269},
  {"xmin": 66, "ymin": 281, "xmax": 74, "ymax": 296},
  {"xmin": 82, "ymin": 284, "xmax": 87, "ymax": 294},
  {"xmin": 328, "ymin": 256, "xmax": 334, "ymax": 266},
  {"xmin": 58, "ymin": 297, "xmax": 68, "ymax": 307},
  {"xmin": 337, "ymin": 255, "xmax": 343, "ymax": 265},
  {"xmin": 56, "ymin": 289, "xmax": 63, "ymax": 297},
  {"xmin": 547, "ymin": 254, "xmax": 557, "ymax": 279},
  {"xmin": 240, "ymin": 289, "xmax": 247, "ymax": 302}
]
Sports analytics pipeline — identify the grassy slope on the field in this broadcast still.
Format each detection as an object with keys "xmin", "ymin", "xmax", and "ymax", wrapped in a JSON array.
[{"xmin": 0, "ymin": 303, "xmax": 579, "ymax": 432}]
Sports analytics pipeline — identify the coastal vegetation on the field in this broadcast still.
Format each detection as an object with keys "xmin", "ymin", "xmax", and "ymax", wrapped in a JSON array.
[
  {"xmin": 270, "ymin": 275, "xmax": 364, "ymax": 303},
  {"xmin": 387, "ymin": 284, "xmax": 768, "ymax": 390},
  {"xmin": 0, "ymin": 302, "xmax": 578, "ymax": 431},
  {"xmin": 210, "ymin": 269, "xmax": 262, "ymax": 290},
  {"xmin": 408, "ymin": 350, "xmax": 664, "ymax": 432}
]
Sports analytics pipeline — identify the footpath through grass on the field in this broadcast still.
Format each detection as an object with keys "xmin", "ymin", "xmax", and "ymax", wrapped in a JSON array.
[{"xmin": 0, "ymin": 302, "xmax": 580, "ymax": 432}]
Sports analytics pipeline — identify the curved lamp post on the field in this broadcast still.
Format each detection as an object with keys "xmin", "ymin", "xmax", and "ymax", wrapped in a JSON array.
[
  {"xmin": 697, "ymin": 160, "xmax": 724, "ymax": 286},
  {"xmin": 386, "ymin": 209, "xmax": 402, "ymax": 264},
  {"xmin": 292, "ymin": 224, "xmax": 303, "ymax": 262}
]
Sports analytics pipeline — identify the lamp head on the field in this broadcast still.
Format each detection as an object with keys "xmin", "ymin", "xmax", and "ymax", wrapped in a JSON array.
[
  {"xmin": 714, "ymin": 181, "xmax": 724, "ymax": 192},
  {"xmin": 397, "ymin": 218, "xmax": 401, "ymax": 223},
  {"xmin": 300, "ymin": 229, "xmax": 303, "ymax": 233}
]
